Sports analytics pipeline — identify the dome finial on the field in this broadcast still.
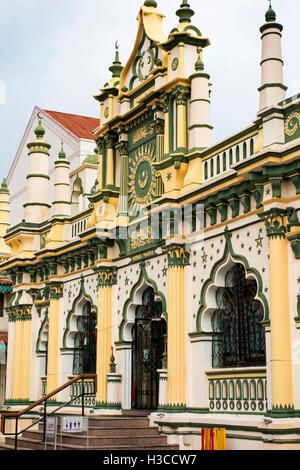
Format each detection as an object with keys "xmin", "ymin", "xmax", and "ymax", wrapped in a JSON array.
[
  {"xmin": 109, "ymin": 41, "xmax": 123, "ymax": 79},
  {"xmin": 176, "ymin": 0, "xmax": 195, "ymax": 24},
  {"xmin": 265, "ymin": 0, "xmax": 276, "ymax": 22},
  {"xmin": 58, "ymin": 140, "xmax": 66, "ymax": 159},
  {"xmin": 34, "ymin": 120, "xmax": 46, "ymax": 139},
  {"xmin": 144, "ymin": 0, "xmax": 157, "ymax": 7}
]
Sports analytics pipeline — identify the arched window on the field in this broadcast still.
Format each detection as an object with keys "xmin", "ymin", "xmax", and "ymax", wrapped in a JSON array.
[
  {"xmin": 73, "ymin": 302, "xmax": 97, "ymax": 375},
  {"xmin": 236, "ymin": 145, "xmax": 240, "ymax": 162},
  {"xmin": 212, "ymin": 264, "xmax": 266, "ymax": 369},
  {"xmin": 250, "ymin": 138, "xmax": 254, "ymax": 155},
  {"xmin": 204, "ymin": 161, "xmax": 208, "ymax": 180},
  {"xmin": 210, "ymin": 159, "xmax": 214, "ymax": 178},
  {"xmin": 216, "ymin": 155, "xmax": 220, "ymax": 174},
  {"xmin": 229, "ymin": 148, "xmax": 233, "ymax": 167},
  {"xmin": 71, "ymin": 176, "xmax": 84, "ymax": 217},
  {"xmin": 223, "ymin": 152, "xmax": 227, "ymax": 172},
  {"xmin": 243, "ymin": 141, "xmax": 247, "ymax": 159},
  {"xmin": 132, "ymin": 287, "xmax": 166, "ymax": 410}
]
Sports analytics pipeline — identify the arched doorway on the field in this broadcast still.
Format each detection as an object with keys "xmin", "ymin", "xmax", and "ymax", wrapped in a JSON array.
[
  {"xmin": 211, "ymin": 263, "xmax": 266, "ymax": 369},
  {"xmin": 132, "ymin": 287, "xmax": 167, "ymax": 410},
  {"xmin": 73, "ymin": 302, "xmax": 97, "ymax": 375}
]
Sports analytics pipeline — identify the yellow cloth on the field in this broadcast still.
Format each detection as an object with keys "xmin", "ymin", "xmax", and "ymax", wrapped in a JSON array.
[
  {"xmin": 214, "ymin": 428, "xmax": 227, "ymax": 450},
  {"xmin": 203, "ymin": 429, "xmax": 211, "ymax": 450}
]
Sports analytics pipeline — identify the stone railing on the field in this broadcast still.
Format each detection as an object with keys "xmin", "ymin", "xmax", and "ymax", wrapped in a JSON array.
[
  {"xmin": 68, "ymin": 376, "xmax": 96, "ymax": 408},
  {"xmin": 71, "ymin": 217, "xmax": 89, "ymax": 238},
  {"xmin": 203, "ymin": 134, "xmax": 258, "ymax": 182},
  {"xmin": 41, "ymin": 377, "xmax": 47, "ymax": 397},
  {"xmin": 206, "ymin": 367, "xmax": 267, "ymax": 414}
]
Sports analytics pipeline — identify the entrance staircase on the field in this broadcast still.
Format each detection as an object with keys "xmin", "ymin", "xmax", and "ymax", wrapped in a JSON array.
[{"xmin": 0, "ymin": 411, "xmax": 178, "ymax": 451}]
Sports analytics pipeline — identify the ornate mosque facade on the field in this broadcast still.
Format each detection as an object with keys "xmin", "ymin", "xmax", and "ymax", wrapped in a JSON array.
[{"xmin": 0, "ymin": 0, "xmax": 300, "ymax": 450}]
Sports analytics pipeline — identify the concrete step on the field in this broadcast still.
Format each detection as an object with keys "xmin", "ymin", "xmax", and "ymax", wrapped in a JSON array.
[
  {"xmin": 5, "ymin": 436, "xmax": 178, "ymax": 451},
  {"xmin": 26, "ymin": 426, "xmax": 160, "ymax": 439},
  {"xmin": 9, "ymin": 431, "xmax": 168, "ymax": 448}
]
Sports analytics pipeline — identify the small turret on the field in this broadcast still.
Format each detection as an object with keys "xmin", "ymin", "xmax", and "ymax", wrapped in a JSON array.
[
  {"xmin": 52, "ymin": 142, "xmax": 71, "ymax": 218},
  {"xmin": 24, "ymin": 119, "xmax": 51, "ymax": 224},
  {"xmin": 258, "ymin": 2, "xmax": 287, "ymax": 112}
]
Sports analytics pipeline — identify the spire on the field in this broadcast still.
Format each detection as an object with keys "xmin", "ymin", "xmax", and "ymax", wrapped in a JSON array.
[
  {"xmin": 58, "ymin": 140, "xmax": 66, "ymax": 159},
  {"xmin": 176, "ymin": 0, "xmax": 195, "ymax": 24},
  {"xmin": 0, "ymin": 179, "xmax": 9, "ymax": 194},
  {"xmin": 144, "ymin": 0, "xmax": 157, "ymax": 7},
  {"xmin": 265, "ymin": 1, "xmax": 276, "ymax": 23},
  {"xmin": 34, "ymin": 120, "xmax": 46, "ymax": 139},
  {"xmin": 195, "ymin": 49, "xmax": 204, "ymax": 72},
  {"xmin": 109, "ymin": 42, "xmax": 123, "ymax": 79}
]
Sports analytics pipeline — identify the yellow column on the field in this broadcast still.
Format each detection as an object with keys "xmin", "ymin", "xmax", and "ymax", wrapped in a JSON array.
[
  {"xmin": 46, "ymin": 283, "xmax": 63, "ymax": 395},
  {"xmin": 21, "ymin": 308, "xmax": 32, "ymax": 400},
  {"xmin": 11, "ymin": 319, "xmax": 24, "ymax": 399},
  {"xmin": 96, "ymin": 137, "xmax": 104, "ymax": 191},
  {"xmin": 95, "ymin": 267, "xmax": 117, "ymax": 404},
  {"xmin": 104, "ymin": 134, "xmax": 116, "ymax": 187},
  {"xmin": 167, "ymin": 245, "xmax": 190, "ymax": 407},
  {"xmin": 172, "ymin": 85, "xmax": 190, "ymax": 151},
  {"xmin": 259, "ymin": 208, "xmax": 293, "ymax": 413}
]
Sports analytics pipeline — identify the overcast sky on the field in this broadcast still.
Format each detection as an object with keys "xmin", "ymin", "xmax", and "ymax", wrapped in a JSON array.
[{"xmin": 0, "ymin": 0, "xmax": 299, "ymax": 180}]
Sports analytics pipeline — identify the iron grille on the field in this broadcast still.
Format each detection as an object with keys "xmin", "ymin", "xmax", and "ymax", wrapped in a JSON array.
[{"xmin": 212, "ymin": 264, "xmax": 266, "ymax": 369}]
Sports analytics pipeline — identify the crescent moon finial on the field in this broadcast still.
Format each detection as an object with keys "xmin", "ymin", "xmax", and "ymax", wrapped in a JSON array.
[
  {"xmin": 115, "ymin": 40, "xmax": 119, "ymax": 51},
  {"xmin": 37, "ymin": 111, "xmax": 43, "ymax": 120}
]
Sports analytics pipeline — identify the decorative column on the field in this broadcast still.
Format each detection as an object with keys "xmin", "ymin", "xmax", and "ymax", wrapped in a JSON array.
[
  {"xmin": 104, "ymin": 133, "xmax": 117, "ymax": 188},
  {"xmin": 46, "ymin": 282, "xmax": 64, "ymax": 395},
  {"xmin": 153, "ymin": 114, "xmax": 165, "ymax": 196},
  {"xmin": 95, "ymin": 267, "xmax": 117, "ymax": 406},
  {"xmin": 159, "ymin": 92, "xmax": 170, "ymax": 157},
  {"xmin": 11, "ymin": 314, "xmax": 24, "ymax": 400},
  {"xmin": 52, "ymin": 143, "xmax": 71, "ymax": 218},
  {"xmin": 167, "ymin": 244, "xmax": 190, "ymax": 408},
  {"xmin": 24, "ymin": 120, "xmax": 51, "ymax": 224},
  {"xmin": 10, "ymin": 306, "xmax": 32, "ymax": 400},
  {"xmin": 96, "ymin": 137, "xmax": 104, "ymax": 191},
  {"xmin": 172, "ymin": 85, "xmax": 190, "ymax": 151},
  {"xmin": 259, "ymin": 208, "xmax": 293, "ymax": 413},
  {"xmin": 116, "ymin": 139, "xmax": 129, "ymax": 219}
]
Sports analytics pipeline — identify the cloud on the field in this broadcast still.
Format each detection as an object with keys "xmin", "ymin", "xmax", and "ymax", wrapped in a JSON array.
[{"xmin": 1, "ymin": 0, "xmax": 300, "ymax": 179}]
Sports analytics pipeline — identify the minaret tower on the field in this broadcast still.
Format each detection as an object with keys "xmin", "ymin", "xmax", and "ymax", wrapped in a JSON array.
[
  {"xmin": 259, "ymin": 1, "xmax": 287, "ymax": 112},
  {"xmin": 52, "ymin": 142, "xmax": 71, "ymax": 218},
  {"xmin": 189, "ymin": 48, "xmax": 213, "ymax": 149},
  {"xmin": 24, "ymin": 120, "xmax": 51, "ymax": 224}
]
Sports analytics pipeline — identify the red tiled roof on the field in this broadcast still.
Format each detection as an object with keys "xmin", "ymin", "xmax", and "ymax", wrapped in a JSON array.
[
  {"xmin": 42, "ymin": 109, "xmax": 99, "ymax": 140},
  {"xmin": 0, "ymin": 333, "xmax": 8, "ymax": 344}
]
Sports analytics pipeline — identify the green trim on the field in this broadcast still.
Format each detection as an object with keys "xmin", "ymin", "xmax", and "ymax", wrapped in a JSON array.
[
  {"xmin": 26, "ymin": 174, "xmax": 50, "ymax": 180},
  {"xmin": 258, "ymin": 82, "xmax": 287, "ymax": 92},
  {"xmin": 260, "ymin": 57, "xmax": 284, "ymax": 66},
  {"xmin": 23, "ymin": 202, "xmax": 51, "ymax": 209}
]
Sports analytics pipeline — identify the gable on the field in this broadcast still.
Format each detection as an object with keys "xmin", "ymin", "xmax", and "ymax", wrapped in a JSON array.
[{"xmin": 119, "ymin": 5, "xmax": 168, "ymax": 93}]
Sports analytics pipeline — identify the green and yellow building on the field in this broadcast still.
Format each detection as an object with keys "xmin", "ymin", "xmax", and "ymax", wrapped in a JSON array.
[{"xmin": 1, "ymin": 0, "xmax": 300, "ymax": 450}]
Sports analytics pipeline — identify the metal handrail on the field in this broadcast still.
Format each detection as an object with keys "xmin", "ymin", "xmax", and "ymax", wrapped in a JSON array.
[{"xmin": 0, "ymin": 374, "xmax": 97, "ymax": 450}]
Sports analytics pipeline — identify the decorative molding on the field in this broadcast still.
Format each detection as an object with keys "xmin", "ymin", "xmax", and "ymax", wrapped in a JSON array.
[
  {"xmin": 167, "ymin": 244, "xmax": 191, "ymax": 268},
  {"xmin": 258, "ymin": 208, "xmax": 288, "ymax": 240},
  {"xmin": 95, "ymin": 267, "xmax": 118, "ymax": 288}
]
